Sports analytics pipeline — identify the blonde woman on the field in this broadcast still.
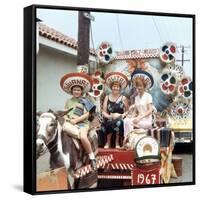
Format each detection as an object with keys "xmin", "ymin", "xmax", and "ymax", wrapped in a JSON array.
[{"xmin": 124, "ymin": 70, "xmax": 154, "ymax": 137}]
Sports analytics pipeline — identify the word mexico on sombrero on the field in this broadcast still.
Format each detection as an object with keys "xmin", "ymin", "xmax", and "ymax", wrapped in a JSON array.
[
  {"xmin": 60, "ymin": 72, "xmax": 92, "ymax": 94},
  {"xmin": 105, "ymin": 72, "xmax": 128, "ymax": 89}
]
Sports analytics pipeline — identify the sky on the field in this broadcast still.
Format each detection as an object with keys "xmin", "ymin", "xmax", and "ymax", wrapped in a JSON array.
[{"xmin": 37, "ymin": 8, "xmax": 193, "ymax": 76}]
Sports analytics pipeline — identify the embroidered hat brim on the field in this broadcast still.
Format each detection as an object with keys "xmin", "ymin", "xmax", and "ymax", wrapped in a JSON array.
[
  {"xmin": 60, "ymin": 72, "xmax": 92, "ymax": 94},
  {"xmin": 131, "ymin": 69, "xmax": 154, "ymax": 89},
  {"xmin": 105, "ymin": 72, "xmax": 128, "ymax": 89}
]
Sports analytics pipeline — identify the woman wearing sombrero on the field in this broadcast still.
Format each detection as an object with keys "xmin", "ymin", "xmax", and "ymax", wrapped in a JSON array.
[
  {"xmin": 123, "ymin": 69, "xmax": 154, "ymax": 137},
  {"xmin": 102, "ymin": 72, "xmax": 129, "ymax": 149},
  {"xmin": 60, "ymin": 72, "xmax": 97, "ymax": 170}
]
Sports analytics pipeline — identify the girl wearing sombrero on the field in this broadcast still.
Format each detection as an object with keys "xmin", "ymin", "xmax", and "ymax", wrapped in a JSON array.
[
  {"xmin": 60, "ymin": 72, "xmax": 97, "ymax": 170},
  {"xmin": 123, "ymin": 69, "xmax": 154, "ymax": 137},
  {"xmin": 102, "ymin": 72, "xmax": 129, "ymax": 149}
]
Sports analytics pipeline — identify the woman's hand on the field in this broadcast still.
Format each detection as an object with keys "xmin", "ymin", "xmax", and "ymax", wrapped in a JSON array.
[
  {"xmin": 111, "ymin": 113, "xmax": 122, "ymax": 119},
  {"xmin": 129, "ymin": 104, "xmax": 135, "ymax": 110},
  {"xmin": 122, "ymin": 112, "xmax": 130, "ymax": 119},
  {"xmin": 132, "ymin": 117, "xmax": 141, "ymax": 124},
  {"xmin": 121, "ymin": 112, "xmax": 128, "ymax": 119}
]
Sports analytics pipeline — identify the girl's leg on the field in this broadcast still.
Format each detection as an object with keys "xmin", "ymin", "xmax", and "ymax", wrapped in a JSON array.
[
  {"xmin": 80, "ymin": 127, "xmax": 93, "ymax": 154},
  {"xmin": 115, "ymin": 120, "xmax": 124, "ymax": 148},
  {"xmin": 115, "ymin": 134, "xmax": 120, "ymax": 148},
  {"xmin": 104, "ymin": 133, "xmax": 112, "ymax": 148},
  {"xmin": 80, "ymin": 127, "xmax": 97, "ymax": 170},
  {"xmin": 63, "ymin": 121, "xmax": 80, "ymax": 139}
]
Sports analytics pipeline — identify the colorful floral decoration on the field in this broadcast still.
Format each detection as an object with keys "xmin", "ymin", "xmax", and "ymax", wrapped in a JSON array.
[
  {"xmin": 178, "ymin": 77, "xmax": 193, "ymax": 100},
  {"xmin": 169, "ymin": 100, "xmax": 191, "ymax": 120},
  {"xmin": 88, "ymin": 71, "xmax": 105, "ymax": 97},
  {"xmin": 160, "ymin": 70, "xmax": 177, "ymax": 95},
  {"xmin": 160, "ymin": 42, "xmax": 176, "ymax": 63},
  {"xmin": 96, "ymin": 41, "xmax": 113, "ymax": 65},
  {"xmin": 165, "ymin": 63, "xmax": 185, "ymax": 80}
]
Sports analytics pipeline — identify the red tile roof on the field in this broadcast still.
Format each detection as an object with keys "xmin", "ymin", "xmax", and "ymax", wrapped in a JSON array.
[
  {"xmin": 38, "ymin": 23, "xmax": 96, "ymax": 56},
  {"xmin": 38, "ymin": 23, "xmax": 159, "ymax": 60},
  {"xmin": 114, "ymin": 49, "xmax": 160, "ymax": 60}
]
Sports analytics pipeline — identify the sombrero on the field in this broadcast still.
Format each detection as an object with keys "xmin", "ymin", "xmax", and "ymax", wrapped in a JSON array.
[
  {"xmin": 169, "ymin": 99, "xmax": 191, "ymax": 120},
  {"xmin": 160, "ymin": 70, "xmax": 177, "ymax": 95},
  {"xmin": 60, "ymin": 72, "xmax": 92, "ymax": 94},
  {"xmin": 96, "ymin": 41, "xmax": 113, "ymax": 65},
  {"xmin": 160, "ymin": 42, "xmax": 177, "ymax": 64},
  {"xmin": 88, "ymin": 71, "xmax": 105, "ymax": 97},
  {"xmin": 178, "ymin": 77, "xmax": 193, "ymax": 100},
  {"xmin": 135, "ymin": 136, "xmax": 160, "ymax": 166},
  {"xmin": 105, "ymin": 72, "xmax": 128, "ymax": 89},
  {"xmin": 131, "ymin": 69, "xmax": 154, "ymax": 89}
]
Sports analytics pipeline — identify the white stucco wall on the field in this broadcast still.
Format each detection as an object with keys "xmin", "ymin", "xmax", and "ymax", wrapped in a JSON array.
[{"xmin": 37, "ymin": 45, "xmax": 77, "ymax": 111}]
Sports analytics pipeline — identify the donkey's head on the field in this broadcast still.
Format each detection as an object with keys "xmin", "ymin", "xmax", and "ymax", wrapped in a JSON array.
[
  {"xmin": 36, "ymin": 109, "xmax": 69, "ymax": 158},
  {"xmin": 36, "ymin": 111, "xmax": 59, "ymax": 158}
]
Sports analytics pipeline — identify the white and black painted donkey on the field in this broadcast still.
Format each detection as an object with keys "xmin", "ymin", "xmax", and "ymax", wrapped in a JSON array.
[{"xmin": 36, "ymin": 110, "xmax": 98, "ymax": 189}]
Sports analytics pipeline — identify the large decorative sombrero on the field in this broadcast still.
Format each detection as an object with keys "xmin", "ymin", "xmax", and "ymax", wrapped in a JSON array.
[
  {"xmin": 178, "ymin": 77, "xmax": 193, "ymax": 100},
  {"xmin": 165, "ymin": 63, "xmax": 185, "ymax": 80},
  {"xmin": 160, "ymin": 42, "xmax": 177, "ymax": 63},
  {"xmin": 105, "ymin": 72, "xmax": 128, "ymax": 89},
  {"xmin": 169, "ymin": 99, "xmax": 191, "ymax": 120},
  {"xmin": 160, "ymin": 70, "xmax": 177, "ymax": 95},
  {"xmin": 88, "ymin": 71, "xmax": 105, "ymax": 97},
  {"xmin": 96, "ymin": 41, "xmax": 114, "ymax": 65},
  {"xmin": 131, "ymin": 69, "xmax": 154, "ymax": 89},
  {"xmin": 60, "ymin": 72, "xmax": 92, "ymax": 94}
]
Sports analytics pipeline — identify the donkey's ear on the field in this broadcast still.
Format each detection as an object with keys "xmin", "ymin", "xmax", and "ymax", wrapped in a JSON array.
[
  {"xmin": 55, "ymin": 108, "xmax": 73, "ymax": 117},
  {"xmin": 37, "ymin": 111, "xmax": 43, "ymax": 116},
  {"xmin": 54, "ymin": 110, "xmax": 66, "ymax": 126},
  {"xmin": 54, "ymin": 110, "xmax": 66, "ymax": 117},
  {"xmin": 48, "ymin": 109, "xmax": 55, "ymax": 113},
  {"xmin": 48, "ymin": 109, "xmax": 58, "ymax": 117},
  {"xmin": 57, "ymin": 116, "xmax": 65, "ymax": 126}
]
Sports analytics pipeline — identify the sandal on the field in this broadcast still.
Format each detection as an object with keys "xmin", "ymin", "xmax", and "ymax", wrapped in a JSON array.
[
  {"xmin": 90, "ymin": 159, "xmax": 97, "ymax": 171},
  {"xmin": 104, "ymin": 143, "xmax": 109, "ymax": 149},
  {"xmin": 116, "ymin": 145, "xmax": 121, "ymax": 149}
]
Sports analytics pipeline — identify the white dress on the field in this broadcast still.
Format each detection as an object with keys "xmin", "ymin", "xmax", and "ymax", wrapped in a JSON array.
[{"xmin": 124, "ymin": 92, "xmax": 153, "ymax": 136}]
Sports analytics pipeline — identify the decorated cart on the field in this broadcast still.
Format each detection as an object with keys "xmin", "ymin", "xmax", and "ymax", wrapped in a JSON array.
[
  {"xmin": 92, "ymin": 41, "xmax": 191, "ymax": 186},
  {"xmin": 36, "ymin": 41, "xmax": 192, "ymax": 191}
]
